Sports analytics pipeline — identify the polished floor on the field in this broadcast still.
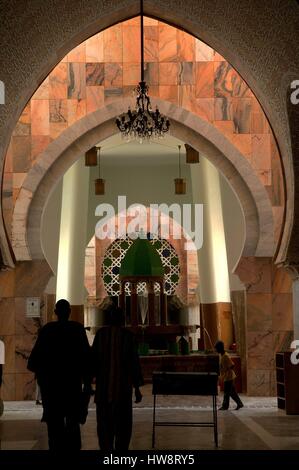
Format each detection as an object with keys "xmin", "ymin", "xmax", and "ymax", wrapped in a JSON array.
[{"xmin": 1, "ymin": 386, "xmax": 299, "ymax": 450}]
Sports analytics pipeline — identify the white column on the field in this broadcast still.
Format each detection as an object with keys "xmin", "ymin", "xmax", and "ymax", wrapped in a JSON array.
[
  {"xmin": 56, "ymin": 158, "xmax": 90, "ymax": 305},
  {"xmin": 190, "ymin": 157, "xmax": 230, "ymax": 303}
]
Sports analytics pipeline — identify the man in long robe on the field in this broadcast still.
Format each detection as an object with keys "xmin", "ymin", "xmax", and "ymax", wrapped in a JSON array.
[
  {"xmin": 91, "ymin": 306, "xmax": 143, "ymax": 451},
  {"xmin": 28, "ymin": 299, "xmax": 91, "ymax": 452}
]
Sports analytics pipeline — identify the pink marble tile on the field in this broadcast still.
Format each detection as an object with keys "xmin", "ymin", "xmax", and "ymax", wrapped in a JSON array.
[
  {"xmin": 123, "ymin": 26, "xmax": 141, "ymax": 62},
  {"xmin": 192, "ymin": 98, "xmax": 214, "ymax": 122},
  {"xmin": 144, "ymin": 26, "xmax": 158, "ymax": 61},
  {"xmin": 195, "ymin": 62, "xmax": 214, "ymax": 98},
  {"xmin": 86, "ymin": 86, "xmax": 104, "ymax": 113},
  {"xmin": 214, "ymin": 97, "xmax": 233, "ymax": 120},
  {"xmin": 67, "ymin": 42, "xmax": 86, "ymax": 62},
  {"xmin": 235, "ymin": 257, "xmax": 272, "ymax": 293},
  {"xmin": 0, "ymin": 269, "xmax": 15, "ymax": 297},
  {"xmin": 272, "ymin": 331, "xmax": 293, "ymax": 354},
  {"xmin": 272, "ymin": 267, "xmax": 292, "ymax": 294},
  {"xmin": 123, "ymin": 63, "xmax": 140, "ymax": 86},
  {"xmin": 251, "ymin": 134, "xmax": 271, "ymax": 170},
  {"xmin": 3, "ymin": 335, "xmax": 16, "ymax": 373},
  {"xmin": 67, "ymin": 99, "xmax": 86, "ymax": 125},
  {"xmin": 178, "ymin": 84, "xmax": 195, "ymax": 109},
  {"xmin": 232, "ymin": 97, "xmax": 252, "ymax": 133},
  {"xmin": 31, "ymin": 135, "xmax": 51, "ymax": 164},
  {"xmin": 214, "ymin": 51, "xmax": 225, "ymax": 61},
  {"xmin": 104, "ymin": 24, "xmax": 123, "ymax": 62},
  {"xmin": 229, "ymin": 134, "xmax": 252, "ymax": 159},
  {"xmin": 247, "ymin": 293, "xmax": 272, "ymax": 331},
  {"xmin": 123, "ymin": 85, "xmax": 136, "ymax": 99},
  {"xmin": 214, "ymin": 62, "xmax": 250, "ymax": 98},
  {"xmin": 15, "ymin": 334, "xmax": 36, "ymax": 373},
  {"xmin": 49, "ymin": 121, "xmax": 68, "ymax": 139},
  {"xmin": 177, "ymin": 30, "xmax": 195, "ymax": 61},
  {"xmin": 247, "ymin": 369, "xmax": 272, "ymax": 396},
  {"xmin": 104, "ymin": 87, "xmax": 123, "ymax": 105},
  {"xmin": 272, "ymin": 293, "xmax": 293, "ymax": 331},
  {"xmin": 49, "ymin": 99, "xmax": 68, "ymax": 123},
  {"xmin": 195, "ymin": 40, "xmax": 214, "ymax": 61},
  {"xmin": 159, "ymin": 62, "xmax": 178, "ymax": 85},
  {"xmin": 178, "ymin": 62, "xmax": 194, "ymax": 85},
  {"xmin": 251, "ymin": 97, "xmax": 271, "ymax": 134},
  {"xmin": 32, "ymin": 77, "xmax": 49, "ymax": 100},
  {"xmin": 86, "ymin": 33, "xmax": 104, "ymax": 62},
  {"xmin": 124, "ymin": 17, "xmax": 140, "ymax": 26},
  {"xmin": 49, "ymin": 63, "xmax": 67, "ymax": 99},
  {"xmin": 86, "ymin": 63, "xmax": 104, "ymax": 86},
  {"xmin": 104, "ymin": 63, "xmax": 123, "ymax": 87},
  {"xmin": 144, "ymin": 62, "xmax": 159, "ymax": 85},
  {"xmin": 31, "ymin": 100, "xmax": 50, "ymax": 135},
  {"xmin": 67, "ymin": 63, "xmax": 86, "ymax": 99},
  {"xmin": 16, "ymin": 372, "xmax": 35, "ymax": 400},
  {"xmin": 158, "ymin": 85, "xmax": 178, "ymax": 104},
  {"xmin": 256, "ymin": 170, "xmax": 272, "ymax": 186},
  {"xmin": 0, "ymin": 298, "xmax": 15, "ymax": 334},
  {"xmin": 158, "ymin": 23, "xmax": 177, "ymax": 62},
  {"xmin": 144, "ymin": 17, "xmax": 158, "ymax": 26},
  {"xmin": 2, "ymin": 373, "xmax": 16, "ymax": 400},
  {"xmin": 247, "ymin": 330, "xmax": 274, "ymax": 369}
]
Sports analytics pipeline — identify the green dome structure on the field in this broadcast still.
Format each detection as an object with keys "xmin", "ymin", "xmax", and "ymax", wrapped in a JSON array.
[{"xmin": 119, "ymin": 237, "xmax": 164, "ymax": 278}]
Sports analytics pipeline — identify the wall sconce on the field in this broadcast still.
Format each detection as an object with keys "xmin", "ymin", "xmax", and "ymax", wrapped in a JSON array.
[
  {"xmin": 185, "ymin": 143, "xmax": 199, "ymax": 163},
  {"xmin": 174, "ymin": 145, "xmax": 186, "ymax": 195},
  {"xmin": 95, "ymin": 147, "xmax": 105, "ymax": 195}
]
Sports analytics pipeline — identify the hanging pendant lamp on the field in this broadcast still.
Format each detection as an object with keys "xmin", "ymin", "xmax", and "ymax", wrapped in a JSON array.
[
  {"xmin": 116, "ymin": 0, "xmax": 170, "ymax": 141},
  {"xmin": 85, "ymin": 146, "xmax": 98, "ymax": 166},
  {"xmin": 185, "ymin": 143, "xmax": 199, "ymax": 164},
  {"xmin": 174, "ymin": 145, "xmax": 186, "ymax": 194},
  {"xmin": 95, "ymin": 147, "xmax": 105, "ymax": 195}
]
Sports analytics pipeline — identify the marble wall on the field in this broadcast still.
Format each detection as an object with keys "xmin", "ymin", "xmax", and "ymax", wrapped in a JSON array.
[
  {"xmin": 0, "ymin": 260, "xmax": 52, "ymax": 400},
  {"xmin": 235, "ymin": 258, "xmax": 293, "ymax": 396},
  {"xmin": 3, "ymin": 16, "xmax": 284, "ymax": 253},
  {"xmin": 0, "ymin": 16, "xmax": 289, "ymax": 399}
]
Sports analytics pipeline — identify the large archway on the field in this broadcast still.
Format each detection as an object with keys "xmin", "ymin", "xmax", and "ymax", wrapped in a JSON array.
[{"xmin": 11, "ymin": 100, "xmax": 274, "ymax": 263}]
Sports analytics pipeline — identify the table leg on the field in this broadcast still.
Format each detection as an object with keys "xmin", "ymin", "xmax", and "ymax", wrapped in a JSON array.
[{"xmin": 152, "ymin": 394, "xmax": 156, "ymax": 448}]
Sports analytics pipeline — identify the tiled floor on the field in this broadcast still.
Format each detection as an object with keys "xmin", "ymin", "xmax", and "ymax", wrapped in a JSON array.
[{"xmin": 1, "ymin": 386, "xmax": 299, "ymax": 450}]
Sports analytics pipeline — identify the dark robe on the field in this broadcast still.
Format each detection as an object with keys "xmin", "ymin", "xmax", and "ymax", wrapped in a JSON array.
[
  {"xmin": 28, "ymin": 320, "xmax": 91, "ymax": 451},
  {"xmin": 91, "ymin": 326, "xmax": 143, "ymax": 450}
]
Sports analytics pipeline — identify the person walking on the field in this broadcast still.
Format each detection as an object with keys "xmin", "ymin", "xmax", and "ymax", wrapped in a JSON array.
[
  {"xmin": 215, "ymin": 340, "xmax": 244, "ymax": 411},
  {"xmin": 91, "ymin": 305, "xmax": 143, "ymax": 451},
  {"xmin": 28, "ymin": 299, "xmax": 91, "ymax": 452}
]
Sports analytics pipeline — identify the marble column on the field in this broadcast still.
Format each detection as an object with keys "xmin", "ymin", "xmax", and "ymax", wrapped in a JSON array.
[
  {"xmin": 56, "ymin": 159, "xmax": 90, "ymax": 324},
  {"xmin": 190, "ymin": 157, "xmax": 233, "ymax": 348}
]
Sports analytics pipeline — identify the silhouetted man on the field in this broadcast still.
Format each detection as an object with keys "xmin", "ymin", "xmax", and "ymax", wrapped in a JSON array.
[
  {"xmin": 28, "ymin": 299, "xmax": 91, "ymax": 452},
  {"xmin": 91, "ymin": 306, "xmax": 143, "ymax": 451}
]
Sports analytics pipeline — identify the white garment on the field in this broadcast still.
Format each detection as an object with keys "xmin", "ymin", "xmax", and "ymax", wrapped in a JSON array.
[{"xmin": 0, "ymin": 340, "xmax": 5, "ymax": 365}]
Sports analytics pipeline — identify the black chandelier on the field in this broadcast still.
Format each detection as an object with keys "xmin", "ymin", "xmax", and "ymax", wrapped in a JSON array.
[{"xmin": 116, "ymin": 0, "xmax": 170, "ymax": 141}]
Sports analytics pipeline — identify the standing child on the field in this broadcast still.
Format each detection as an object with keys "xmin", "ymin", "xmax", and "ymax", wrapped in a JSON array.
[{"xmin": 215, "ymin": 340, "xmax": 244, "ymax": 410}]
